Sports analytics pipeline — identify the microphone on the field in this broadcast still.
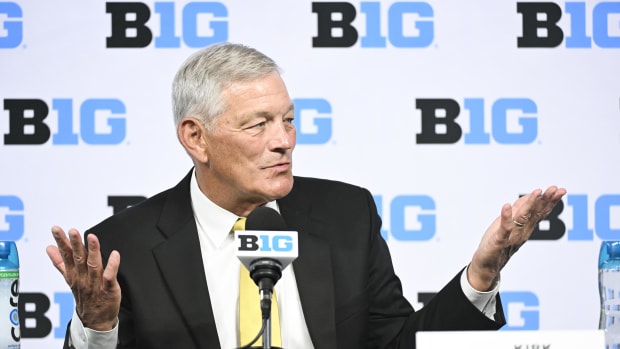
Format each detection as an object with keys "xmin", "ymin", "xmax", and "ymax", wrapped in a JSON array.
[{"xmin": 234, "ymin": 206, "xmax": 298, "ymax": 319}]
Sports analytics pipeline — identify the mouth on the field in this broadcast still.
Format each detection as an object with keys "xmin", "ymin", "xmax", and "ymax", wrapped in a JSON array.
[{"xmin": 264, "ymin": 161, "xmax": 291, "ymax": 172}]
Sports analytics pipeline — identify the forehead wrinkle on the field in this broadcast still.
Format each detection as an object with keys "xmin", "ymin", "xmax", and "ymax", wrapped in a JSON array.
[{"xmin": 244, "ymin": 102, "xmax": 295, "ymax": 120}]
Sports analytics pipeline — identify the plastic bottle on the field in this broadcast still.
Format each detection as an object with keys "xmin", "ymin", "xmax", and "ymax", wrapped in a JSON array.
[
  {"xmin": 0, "ymin": 242, "xmax": 19, "ymax": 349},
  {"xmin": 599, "ymin": 241, "xmax": 620, "ymax": 349}
]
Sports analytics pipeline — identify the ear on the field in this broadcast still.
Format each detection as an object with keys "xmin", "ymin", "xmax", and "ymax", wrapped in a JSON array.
[{"xmin": 177, "ymin": 117, "xmax": 209, "ymax": 163}]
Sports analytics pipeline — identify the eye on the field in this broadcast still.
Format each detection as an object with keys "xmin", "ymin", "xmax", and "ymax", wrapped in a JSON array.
[{"xmin": 248, "ymin": 121, "xmax": 266, "ymax": 130}]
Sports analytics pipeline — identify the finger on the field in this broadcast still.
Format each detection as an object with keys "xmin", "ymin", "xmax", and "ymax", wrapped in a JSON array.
[
  {"xmin": 512, "ymin": 188, "xmax": 542, "ymax": 226},
  {"xmin": 554, "ymin": 187, "xmax": 567, "ymax": 200},
  {"xmin": 522, "ymin": 187, "xmax": 547, "ymax": 221},
  {"xmin": 544, "ymin": 185, "xmax": 566, "ymax": 209},
  {"xmin": 504, "ymin": 203, "xmax": 535, "ymax": 245},
  {"xmin": 498, "ymin": 203, "xmax": 514, "ymax": 241},
  {"xmin": 535, "ymin": 186, "xmax": 567, "ymax": 219},
  {"xmin": 68, "ymin": 228, "xmax": 88, "ymax": 275},
  {"xmin": 525, "ymin": 188, "xmax": 543, "ymax": 213},
  {"xmin": 535, "ymin": 186, "xmax": 558, "ymax": 217},
  {"xmin": 45, "ymin": 245, "xmax": 66, "ymax": 275},
  {"xmin": 50, "ymin": 225, "xmax": 75, "ymax": 269},
  {"xmin": 85, "ymin": 234, "xmax": 105, "ymax": 290},
  {"xmin": 103, "ymin": 250, "xmax": 121, "ymax": 291}
]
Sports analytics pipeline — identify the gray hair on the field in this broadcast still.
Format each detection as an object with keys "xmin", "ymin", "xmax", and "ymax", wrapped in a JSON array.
[{"xmin": 172, "ymin": 43, "xmax": 281, "ymax": 130}]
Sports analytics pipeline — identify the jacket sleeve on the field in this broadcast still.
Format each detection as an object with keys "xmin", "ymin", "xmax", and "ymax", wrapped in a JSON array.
[{"xmin": 360, "ymin": 188, "xmax": 505, "ymax": 349}]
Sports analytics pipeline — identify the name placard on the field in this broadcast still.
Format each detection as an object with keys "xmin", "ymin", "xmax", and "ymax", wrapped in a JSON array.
[{"xmin": 416, "ymin": 329, "xmax": 604, "ymax": 349}]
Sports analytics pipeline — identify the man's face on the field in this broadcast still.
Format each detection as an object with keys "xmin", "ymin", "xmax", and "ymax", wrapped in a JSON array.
[{"xmin": 200, "ymin": 73, "xmax": 296, "ymax": 211}]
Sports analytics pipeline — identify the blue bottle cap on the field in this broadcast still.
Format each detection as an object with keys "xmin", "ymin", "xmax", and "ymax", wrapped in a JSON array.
[
  {"xmin": 599, "ymin": 241, "xmax": 620, "ymax": 268},
  {"xmin": 0, "ymin": 241, "xmax": 19, "ymax": 268}
]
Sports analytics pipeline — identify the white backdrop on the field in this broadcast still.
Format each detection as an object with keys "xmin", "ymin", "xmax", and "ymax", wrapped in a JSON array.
[{"xmin": 1, "ymin": 0, "xmax": 619, "ymax": 347}]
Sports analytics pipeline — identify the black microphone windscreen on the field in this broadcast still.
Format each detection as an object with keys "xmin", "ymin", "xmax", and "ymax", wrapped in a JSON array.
[{"xmin": 245, "ymin": 206, "xmax": 287, "ymax": 231}]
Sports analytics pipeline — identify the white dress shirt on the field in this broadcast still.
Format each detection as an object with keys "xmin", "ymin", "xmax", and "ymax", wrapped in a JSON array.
[{"xmin": 69, "ymin": 171, "xmax": 498, "ymax": 348}]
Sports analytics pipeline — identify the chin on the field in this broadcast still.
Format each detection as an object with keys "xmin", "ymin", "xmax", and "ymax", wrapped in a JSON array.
[{"xmin": 266, "ymin": 177, "xmax": 294, "ymax": 199}]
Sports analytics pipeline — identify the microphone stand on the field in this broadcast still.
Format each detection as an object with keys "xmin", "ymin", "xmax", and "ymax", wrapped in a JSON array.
[
  {"xmin": 252, "ymin": 259, "xmax": 283, "ymax": 349},
  {"xmin": 261, "ymin": 289, "xmax": 272, "ymax": 349}
]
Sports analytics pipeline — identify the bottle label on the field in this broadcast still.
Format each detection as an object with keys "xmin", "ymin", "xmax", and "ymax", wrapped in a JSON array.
[
  {"xmin": 0, "ymin": 273, "xmax": 18, "ymax": 280},
  {"xmin": 0, "ymin": 275, "xmax": 19, "ymax": 349}
]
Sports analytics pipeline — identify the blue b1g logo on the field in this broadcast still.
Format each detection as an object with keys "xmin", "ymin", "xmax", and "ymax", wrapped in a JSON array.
[
  {"xmin": 2, "ymin": 98, "xmax": 126, "ymax": 145},
  {"xmin": 416, "ymin": 98, "xmax": 538, "ymax": 145},
  {"xmin": 292, "ymin": 98, "xmax": 332, "ymax": 145},
  {"xmin": 312, "ymin": 1, "xmax": 434, "ymax": 48},
  {"xmin": 237, "ymin": 234, "xmax": 294, "ymax": 252},
  {"xmin": 530, "ymin": 194, "xmax": 620, "ymax": 241},
  {"xmin": 374, "ymin": 194, "xmax": 436, "ymax": 241},
  {"xmin": 500, "ymin": 291, "xmax": 540, "ymax": 331},
  {"xmin": 0, "ymin": 2, "xmax": 22, "ymax": 49},
  {"xmin": 16, "ymin": 291, "xmax": 75, "ymax": 339},
  {"xmin": 0, "ymin": 195, "xmax": 24, "ymax": 241},
  {"xmin": 106, "ymin": 1, "xmax": 228, "ymax": 48},
  {"xmin": 518, "ymin": 2, "xmax": 620, "ymax": 48}
]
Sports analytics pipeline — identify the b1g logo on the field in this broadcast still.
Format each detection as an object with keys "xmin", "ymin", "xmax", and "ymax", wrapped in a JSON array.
[
  {"xmin": 0, "ymin": 195, "xmax": 23, "ymax": 242},
  {"xmin": 0, "ymin": 2, "xmax": 22, "ymax": 49},
  {"xmin": 292, "ymin": 98, "xmax": 332, "ymax": 145},
  {"xmin": 500, "ymin": 291, "xmax": 540, "ymax": 331},
  {"xmin": 312, "ymin": 2, "xmax": 434, "ymax": 48},
  {"xmin": 374, "ymin": 194, "xmax": 436, "ymax": 241},
  {"xmin": 2, "ymin": 98, "xmax": 126, "ymax": 145},
  {"xmin": 530, "ymin": 194, "xmax": 620, "ymax": 241},
  {"xmin": 415, "ymin": 98, "xmax": 538, "ymax": 145},
  {"xmin": 106, "ymin": 2, "xmax": 228, "ymax": 48},
  {"xmin": 237, "ymin": 235, "xmax": 294, "ymax": 252},
  {"xmin": 517, "ymin": 2, "xmax": 620, "ymax": 48},
  {"xmin": 17, "ymin": 291, "xmax": 74, "ymax": 339}
]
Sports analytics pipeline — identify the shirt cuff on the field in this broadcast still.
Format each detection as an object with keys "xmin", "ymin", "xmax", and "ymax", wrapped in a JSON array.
[
  {"xmin": 460, "ymin": 265, "xmax": 500, "ymax": 320},
  {"xmin": 69, "ymin": 311, "xmax": 119, "ymax": 349}
]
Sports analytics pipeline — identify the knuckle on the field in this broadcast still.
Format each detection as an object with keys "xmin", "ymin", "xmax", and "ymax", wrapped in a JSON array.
[{"xmin": 86, "ymin": 261, "xmax": 100, "ymax": 269}]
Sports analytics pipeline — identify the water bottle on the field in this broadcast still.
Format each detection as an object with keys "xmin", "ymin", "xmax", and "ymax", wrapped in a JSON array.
[
  {"xmin": 0, "ymin": 242, "xmax": 19, "ymax": 349},
  {"xmin": 599, "ymin": 241, "xmax": 620, "ymax": 349}
]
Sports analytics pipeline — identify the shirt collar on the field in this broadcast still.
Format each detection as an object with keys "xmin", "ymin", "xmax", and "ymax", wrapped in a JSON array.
[{"xmin": 189, "ymin": 170, "xmax": 280, "ymax": 247}]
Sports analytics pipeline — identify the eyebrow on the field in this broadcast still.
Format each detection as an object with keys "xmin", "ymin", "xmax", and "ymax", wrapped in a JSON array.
[
  {"xmin": 284, "ymin": 103, "xmax": 295, "ymax": 115},
  {"xmin": 251, "ymin": 103, "xmax": 295, "ymax": 118}
]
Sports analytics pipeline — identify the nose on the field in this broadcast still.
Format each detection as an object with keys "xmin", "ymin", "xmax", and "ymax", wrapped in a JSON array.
[{"xmin": 268, "ymin": 120, "xmax": 295, "ymax": 152}]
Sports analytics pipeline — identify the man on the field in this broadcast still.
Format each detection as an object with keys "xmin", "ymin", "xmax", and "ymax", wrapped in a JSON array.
[{"xmin": 46, "ymin": 43, "xmax": 566, "ymax": 349}]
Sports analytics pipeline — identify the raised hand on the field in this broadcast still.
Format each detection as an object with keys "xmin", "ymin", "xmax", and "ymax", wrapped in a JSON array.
[
  {"xmin": 467, "ymin": 186, "xmax": 567, "ymax": 291},
  {"xmin": 46, "ymin": 226, "xmax": 121, "ymax": 331}
]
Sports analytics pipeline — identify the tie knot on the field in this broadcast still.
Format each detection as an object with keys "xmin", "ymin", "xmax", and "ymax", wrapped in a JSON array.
[{"xmin": 232, "ymin": 217, "xmax": 246, "ymax": 232}]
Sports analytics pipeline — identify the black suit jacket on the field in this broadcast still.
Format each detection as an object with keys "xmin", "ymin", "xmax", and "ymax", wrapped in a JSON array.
[{"xmin": 66, "ymin": 170, "xmax": 504, "ymax": 349}]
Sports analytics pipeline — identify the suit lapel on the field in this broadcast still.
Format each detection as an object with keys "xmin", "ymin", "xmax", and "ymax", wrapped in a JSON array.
[
  {"xmin": 148, "ymin": 172, "xmax": 339, "ymax": 348},
  {"xmin": 152, "ymin": 171, "xmax": 221, "ymax": 349},
  {"xmin": 279, "ymin": 193, "xmax": 338, "ymax": 349}
]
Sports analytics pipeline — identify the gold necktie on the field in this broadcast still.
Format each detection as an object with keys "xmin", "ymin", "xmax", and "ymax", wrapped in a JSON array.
[{"xmin": 234, "ymin": 218, "xmax": 282, "ymax": 347}]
